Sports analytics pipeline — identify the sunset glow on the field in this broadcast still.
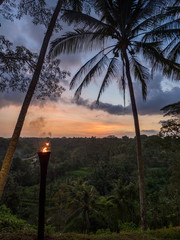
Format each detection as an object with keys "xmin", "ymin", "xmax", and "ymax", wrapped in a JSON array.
[{"xmin": 0, "ymin": 102, "xmax": 164, "ymax": 138}]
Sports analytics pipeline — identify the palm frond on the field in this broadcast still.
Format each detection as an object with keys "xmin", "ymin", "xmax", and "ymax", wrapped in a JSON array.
[
  {"xmin": 173, "ymin": 0, "xmax": 180, "ymax": 6},
  {"xmin": 162, "ymin": 38, "xmax": 177, "ymax": 56},
  {"xmin": 141, "ymin": 0, "xmax": 168, "ymax": 17},
  {"xmin": 96, "ymin": 57, "xmax": 119, "ymax": 103},
  {"xmin": 50, "ymin": 29, "xmax": 99, "ymax": 57},
  {"xmin": 61, "ymin": 10, "xmax": 113, "ymax": 31},
  {"xmin": 109, "ymin": 0, "xmax": 139, "ymax": 35},
  {"xmin": 143, "ymin": 19, "xmax": 180, "ymax": 42},
  {"xmin": 134, "ymin": 40, "xmax": 162, "ymax": 55},
  {"xmin": 132, "ymin": 1, "xmax": 180, "ymax": 38},
  {"xmin": 167, "ymin": 41, "xmax": 180, "ymax": 62},
  {"xmin": 130, "ymin": 56, "xmax": 149, "ymax": 100},
  {"xmin": 63, "ymin": 207, "xmax": 83, "ymax": 232},
  {"xmin": 125, "ymin": 0, "xmax": 144, "ymax": 35},
  {"xmin": 70, "ymin": 0, "xmax": 83, "ymax": 12},
  {"xmin": 94, "ymin": 0, "xmax": 116, "ymax": 26},
  {"xmin": 166, "ymin": 6, "xmax": 180, "ymax": 16},
  {"xmin": 70, "ymin": 45, "xmax": 115, "ymax": 89},
  {"xmin": 91, "ymin": 27, "xmax": 116, "ymax": 40},
  {"xmin": 131, "ymin": 12, "xmax": 169, "ymax": 38},
  {"xmin": 135, "ymin": 41, "xmax": 180, "ymax": 79},
  {"xmin": 75, "ymin": 53, "xmax": 112, "ymax": 99}
]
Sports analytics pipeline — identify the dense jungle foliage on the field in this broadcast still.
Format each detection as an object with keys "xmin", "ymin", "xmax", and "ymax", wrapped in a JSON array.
[{"xmin": 0, "ymin": 135, "xmax": 180, "ymax": 233}]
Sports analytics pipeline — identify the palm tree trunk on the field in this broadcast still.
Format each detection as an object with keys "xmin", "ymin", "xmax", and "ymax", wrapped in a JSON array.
[
  {"xmin": 123, "ymin": 49, "xmax": 147, "ymax": 231},
  {"xmin": 0, "ymin": 0, "xmax": 63, "ymax": 200}
]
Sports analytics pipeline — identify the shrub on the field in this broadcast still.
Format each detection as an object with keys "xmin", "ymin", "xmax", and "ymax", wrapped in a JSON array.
[
  {"xmin": 0, "ymin": 205, "xmax": 34, "ymax": 233},
  {"xmin": 118, "ymin": 221, "xmax": 137, "ymax": 232}
]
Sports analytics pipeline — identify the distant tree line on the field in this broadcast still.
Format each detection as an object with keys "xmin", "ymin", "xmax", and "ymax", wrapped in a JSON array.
[{"xmin": 0, "ymin": 134, "xmax": 179, "ymax": 233}]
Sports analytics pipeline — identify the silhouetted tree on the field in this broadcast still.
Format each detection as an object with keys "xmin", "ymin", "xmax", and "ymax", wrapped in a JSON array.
[
  {"xmin": 50, "ymin": 0, "xmax": 180, "ymax": 230},
  {"xmin": 0, "ymin": 0, "xmax": 86, "ymax": 199}
]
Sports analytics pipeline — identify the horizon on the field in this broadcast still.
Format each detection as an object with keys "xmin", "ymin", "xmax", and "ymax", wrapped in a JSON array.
[{"xmin": 0, "ymin": 1, "xmax": 179, "ymax": 139}]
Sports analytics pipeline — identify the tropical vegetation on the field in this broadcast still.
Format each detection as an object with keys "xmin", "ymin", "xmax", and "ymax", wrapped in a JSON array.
[
  {"xmin": 50, "ymin": 0, "xmax": 180, "ymax": 230},
  {"xmin": 0, "ymin": 0, "xmax": 88, "ymax": 200},
  {"xmin": 0, "ymin": 0, "xmax": 180, "ymax": 235},
  {"xmin": 0, "ymin": 131, "xmax": 180, "ymax": 233}
]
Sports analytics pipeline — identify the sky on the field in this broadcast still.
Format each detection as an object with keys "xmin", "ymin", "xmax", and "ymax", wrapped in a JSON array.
[{"xmin": 0, "ymin": 1, "xmax": 180, "ymax": 138}]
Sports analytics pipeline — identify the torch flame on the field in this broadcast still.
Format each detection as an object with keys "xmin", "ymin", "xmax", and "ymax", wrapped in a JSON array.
[{"xmin": 41, "ymin": 142, "xmax": 50, "ymax": 152}]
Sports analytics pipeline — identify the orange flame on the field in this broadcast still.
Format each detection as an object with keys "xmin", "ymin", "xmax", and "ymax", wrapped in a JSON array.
[{"xmin": 41, "ymin": 142, "xmax": 50, "ymax": 152}]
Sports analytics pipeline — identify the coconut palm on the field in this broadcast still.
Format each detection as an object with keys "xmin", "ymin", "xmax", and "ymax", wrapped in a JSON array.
[
  {"xmin": 65, "ymin": 181, "xmax": 98, "ymax": 233},
  {"xmin": 52, "ymin": 180, "xmax": 99, "ymax": 233},
  {"xmin": 50, "ymin": 0, "xmax": 180, "ymax": 230},
  {"xmin": 0, "ymin": 0, "xmax": 85, "ymax": 200}
]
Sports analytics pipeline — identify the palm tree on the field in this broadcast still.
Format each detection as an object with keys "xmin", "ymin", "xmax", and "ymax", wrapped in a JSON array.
[
  {"xmin": 53, "ymin": 180, "xmax": 99, "ymax": 233},
  {"xmin": 108, "ymin": 180, "xmax": 138, "ymax": 224},
  {"xmin": 65, "ymin": 182, "xmax": 98, "ymax": 233},
  {"xmin": 50, "ymin": 0, "xmax": 180, "ymax": 230},
  {"xmin": 0, "ymin": 0, "xmax": 84, "ymax": 200}
]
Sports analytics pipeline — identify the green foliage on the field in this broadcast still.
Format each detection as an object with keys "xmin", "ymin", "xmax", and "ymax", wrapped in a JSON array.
[
  {"xmin": 1, "ymin": 136, "xmax": 180, "ymax": 232},
  {"xmin": 148, "ymin": 227, "xmax": 180, "ymax": 240},
  {"xmin": 0, "ymin": 205, "xmax": 34, "ymax": 233},
  {"xmin": 44, "ymin": 224, "xmax": 56, "ymax": 235},
  {"xmin": 118, "ymin": 222, "xmax": 137, "ymax": 232},
  {"xmin": 68, "ymin": 167, "xmax": 91, "ymax": 177}
]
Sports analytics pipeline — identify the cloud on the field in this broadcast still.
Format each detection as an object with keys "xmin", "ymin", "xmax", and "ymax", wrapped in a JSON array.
[
  {"xmin": 1, "ymin": 12, "xmax": 180, "ymax": 116},
  {"xmin": 0, "ymin": 92, "xmax": 24, "ymax": 109},
  {"xmin": 72, "ymin": 97, "xmax": 131, "ymax": 115},
  {"xmin": 0, "ymin": 91, "xmax": 52, "ymax": 109},
  {"xmin": 135, "ymin": 74, "xmax": 180, "ymax": 115},
  {"xmin": 137, "ymin": 87, "xmax": 180, "ymax": 115},
  {"xmin": 141, "ymin": 129, "xmax": 158, "ymax": 135},
  {"xmin": 58, "ymin": 54, "xmax": 83, "ymax": 71},
  {"xmin": 67, "ymin": 73, "xmax": 180, "ymax": 116}
]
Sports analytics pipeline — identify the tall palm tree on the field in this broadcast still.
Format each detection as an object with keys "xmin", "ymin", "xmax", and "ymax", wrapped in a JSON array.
[
  {"xmin": 0, "ymin": 0, "xmax": 84, "ymax": 200},
  {"xmin": 50, "ymin": 0, "xmax": 180, "ymax": 230},
  {"xmin": 63, "ymin": 180, "xmax": 99, "ymax": 233}
]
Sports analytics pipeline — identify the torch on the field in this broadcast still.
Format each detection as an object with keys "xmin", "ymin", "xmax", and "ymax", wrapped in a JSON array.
[{"xmin": 38, "ymin": 142, "xmax": 51, "ymax": 240}]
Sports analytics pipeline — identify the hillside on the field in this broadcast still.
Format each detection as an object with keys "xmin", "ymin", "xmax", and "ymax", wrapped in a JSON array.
[{"xmin": 0, "ymin": 136, "xmax": 180, "ymax": 233}]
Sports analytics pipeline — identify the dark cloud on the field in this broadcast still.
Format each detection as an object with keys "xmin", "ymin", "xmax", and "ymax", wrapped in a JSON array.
[
  {"xmin": 137, "ymin": 86, "xmax": 180, "ymax": 115},
  {"xmin": 141, "ymin": 129, "xmax": 158, "ymax": 135},
  {"xmin": 135, "ymin": 74, "xmax": 180, "ymax": 115},
  {"xmin": 69, "ymin": 73, "xmax": 180, "ymax": 116},
  {"xmin": 71, "ymin": 97, "xmax": 131, "ymax": 115},
  {"xmin": 1, "ymin": 10, "xmax": 180, "ymax": 115},
  {"xmin": 0, "ymin": 92, "xmax": 25, "ymax": 109},
  {"xmin": 0, "ymin": 91, "xmax": 51, "ymax": 109}
]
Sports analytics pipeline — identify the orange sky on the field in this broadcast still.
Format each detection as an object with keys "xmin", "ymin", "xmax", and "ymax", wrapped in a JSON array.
[
  {"xmin": 0, "ymin": 10, "xmax": 179, "ymax": 139},
  {"xmin": 0, "ymin": 100, "xmax": 163, "ymax": 138}
]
